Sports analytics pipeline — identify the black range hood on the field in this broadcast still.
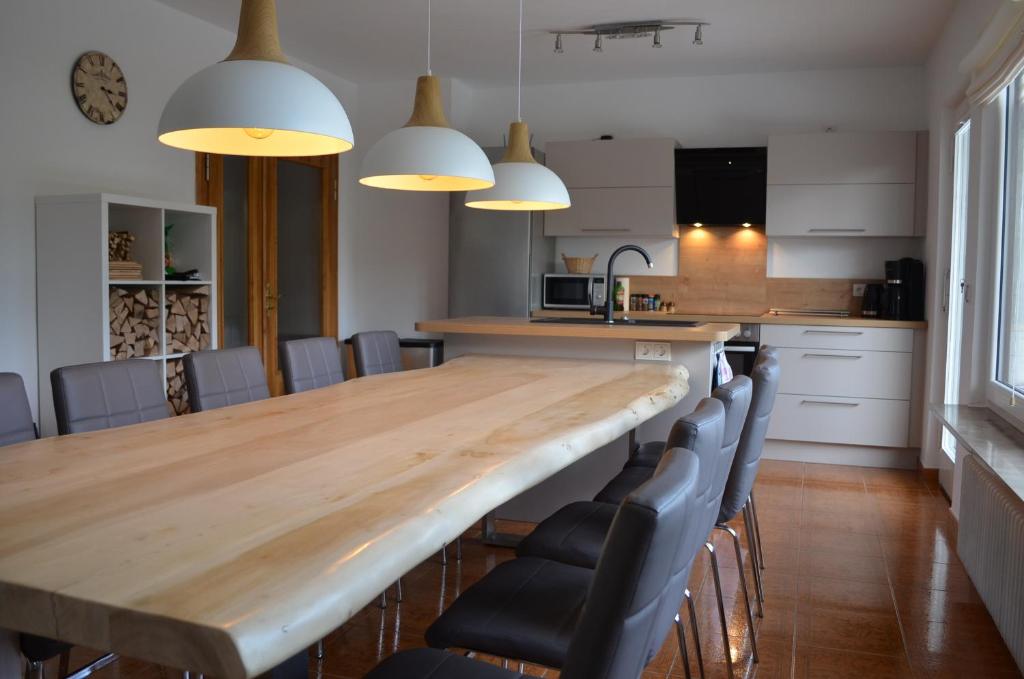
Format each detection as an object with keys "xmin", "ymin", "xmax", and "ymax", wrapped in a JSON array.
[{"xmin": 675, "ymin": 147, "xmax": 767, "ymax": 227}]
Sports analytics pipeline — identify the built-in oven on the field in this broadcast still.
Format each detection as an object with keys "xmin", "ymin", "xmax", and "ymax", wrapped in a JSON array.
[
  {"xmin": 723, "ymin": 324, "xmax": 761, "ymax": 377},
  {"xmin": 542, "ymin": 274, "xmax": 606, "ymax": 310}
]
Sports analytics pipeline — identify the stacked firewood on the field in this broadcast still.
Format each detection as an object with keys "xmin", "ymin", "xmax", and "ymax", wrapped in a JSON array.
[
  {"xmin": 109, "ymin": 287, "xmax": 160, "ymax": 359},
  {"xmin": 166, "ymin": 358, "xmax": 190, "ymax": 415},
  {"xmin": 108, "ymin": 231, "xmax": 143, "ymax": 280},
  {"xmin": 165, "ymin": 287, "xmax": 211, "ymax": 354}
]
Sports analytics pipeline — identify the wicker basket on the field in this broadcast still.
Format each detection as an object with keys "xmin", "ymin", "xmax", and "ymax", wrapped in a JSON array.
[{"xmin": 561, "ymin": 253, "xmax": 598, "ymax": 274}]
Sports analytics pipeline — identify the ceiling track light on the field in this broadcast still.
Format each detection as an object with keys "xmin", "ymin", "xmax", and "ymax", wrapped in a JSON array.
[{"xmin": 548, "ymin": 19, "xmax": 708, "ymax": 52}]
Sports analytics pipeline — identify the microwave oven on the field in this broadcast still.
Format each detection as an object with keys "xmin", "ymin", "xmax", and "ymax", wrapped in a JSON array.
[{"xmin": 542, "ymin": 274, "xmax": 605, "ymax": 310}]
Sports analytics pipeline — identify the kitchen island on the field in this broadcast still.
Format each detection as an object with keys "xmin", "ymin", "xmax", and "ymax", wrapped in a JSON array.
[{"xmin": 415, "ymin": 316, "xmax": 739, "ymax": 520}]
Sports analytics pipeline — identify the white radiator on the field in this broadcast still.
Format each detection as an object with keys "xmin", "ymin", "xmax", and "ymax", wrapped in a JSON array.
[{"xmin": 958, "ymin": 454, "xmax": 1024, "ymax": 673}]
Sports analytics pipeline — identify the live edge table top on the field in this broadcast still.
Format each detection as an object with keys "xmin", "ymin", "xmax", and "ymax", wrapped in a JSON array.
[{"xmin": 0, "ymin": 355, "xmax": 689, "ymax": 678}]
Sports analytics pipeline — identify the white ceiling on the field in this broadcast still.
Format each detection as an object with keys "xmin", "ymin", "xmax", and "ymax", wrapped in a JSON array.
[{"xmin": 156, "ymin": 0, "xmax": 956, "ymax": 87}]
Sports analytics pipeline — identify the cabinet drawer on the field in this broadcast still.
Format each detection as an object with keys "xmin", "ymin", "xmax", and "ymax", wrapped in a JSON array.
[
  {"xmin": 544, "ymin": 187, "xmax": 677, "ymax": 237},
  {"xmin": 767, "ymin": 394, "xmax": 909, "ymax": 448},
  {"xmin": 762, "ymin": 325, "xmax": 913, "ymax": 352},
  {"xmin": 766, "ymin": 184, "xmax": 915, "ymax": 237},
  {"xmin": 774, "ymin": 347, "xmax": 912, "ymax": 400}
]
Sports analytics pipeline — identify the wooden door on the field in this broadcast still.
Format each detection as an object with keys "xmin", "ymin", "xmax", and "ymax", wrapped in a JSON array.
[{"xmin": 196, "ymin": 153, "xmax": 338, "ymax": 394}]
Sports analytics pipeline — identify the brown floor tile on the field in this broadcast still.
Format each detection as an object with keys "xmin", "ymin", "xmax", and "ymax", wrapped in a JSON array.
[
  {"xmin": 793, "ymin": 645, "xmax": 912, "ymax": 679},
  {"xmin": 798, "ymin": 575, "xmax": 896, "ymax": 615},
  {"xmin": 797, "ymin": 606, "xmax": 904, "ymax": 656},
  {"xmin": 799, "ymin": 550, "xmax": 889, "ymax": 583}
]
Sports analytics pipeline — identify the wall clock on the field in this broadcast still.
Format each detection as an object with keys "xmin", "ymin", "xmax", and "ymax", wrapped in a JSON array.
[{"xmin": 71, "ymin": 51, "xmax": 126, "ymax": 125}]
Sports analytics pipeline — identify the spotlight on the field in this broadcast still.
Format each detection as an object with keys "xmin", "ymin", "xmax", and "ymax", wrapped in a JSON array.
[
  {"xmin": 693, "ymin": 222, "xmax": 703, "ymax": 228},
  {"xmin": 653, "ymin": 27, "xmax": 662, "ymax": 48},
  {"xmin": 594, "ymin": 33, "xmax": 603, "ymax": 52},
  {"xmin": 554, "ymin": 33, "xmax": 563, "ymax": 53},
  {"xmin": 693, "ymin": 24, "xmax": 703, "ymax": 45},
  {"xmin": 742, "ymin": 222, "xmax": 752, "ymax": 228}
]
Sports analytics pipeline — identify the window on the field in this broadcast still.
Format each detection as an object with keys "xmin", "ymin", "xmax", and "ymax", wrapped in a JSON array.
[
  {"xmin": 943, "ymin": 120, "xmax": 971, "ymax": 459},
  {"xmin": 997, "ymin": 73, "xmax": 1024, "ymax": 390}
]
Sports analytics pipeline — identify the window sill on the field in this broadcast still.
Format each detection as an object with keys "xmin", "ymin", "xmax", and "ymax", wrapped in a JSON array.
[{"xmin": 931, "ymin": 403, "xmax": 1024, "ymax": 503}]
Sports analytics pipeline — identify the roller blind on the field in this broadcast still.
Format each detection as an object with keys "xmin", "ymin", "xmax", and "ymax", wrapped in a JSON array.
[{"xmin": 962, "ymin": 1, "xmax": 1024, "ymax": 107}]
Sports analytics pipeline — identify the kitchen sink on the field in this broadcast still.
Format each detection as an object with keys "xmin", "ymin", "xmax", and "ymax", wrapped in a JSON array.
[{"xmin": 531, "ymin": 317, "xmax": 702, "ymax": 327}]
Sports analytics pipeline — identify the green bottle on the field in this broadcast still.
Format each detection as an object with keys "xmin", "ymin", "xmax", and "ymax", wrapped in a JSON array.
[{"xmin": 614, "ymin": 281, "xmax": 625, "ymax": 311}]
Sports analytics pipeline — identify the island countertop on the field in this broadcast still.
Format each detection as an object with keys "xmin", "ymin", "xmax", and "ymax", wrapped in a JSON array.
[
  {"xmin": 416, "ymin": 316, "xmax": 740, "ymax": 342},
  {"xmin": 530, "ymin": 309, "xmax": 928, "ymax": 330},
  {"xmin": 0, "ymin": 355, "xmax": 689, "ymax": 678}
]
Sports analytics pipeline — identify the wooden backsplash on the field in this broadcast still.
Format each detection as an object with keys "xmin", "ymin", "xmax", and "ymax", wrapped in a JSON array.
[{"xmin": 633, "ymin": 227, "xmax": 877, "ymax": 315}]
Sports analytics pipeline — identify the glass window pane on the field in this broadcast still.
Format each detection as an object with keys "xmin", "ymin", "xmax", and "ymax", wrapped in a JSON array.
[
  {"xmin": 276, "ymin": 160, "xmax": 323, "ymax": 343},
  {"xmin": 222, "ymin": 156, "xmax": 249, "ymax": 349},
  {"xmin": 999, "ymin": 74, "xmax": 1024, "ymax": 388}
]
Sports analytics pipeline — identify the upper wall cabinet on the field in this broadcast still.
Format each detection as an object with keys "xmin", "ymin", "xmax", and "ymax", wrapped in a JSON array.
[
  {"xmin": 766, "ymin": 132, "xmax": 925, "ymax": 238},
  {"xmin": 544, "ymin": 138, "xmax": 679, "ymax": 237}
]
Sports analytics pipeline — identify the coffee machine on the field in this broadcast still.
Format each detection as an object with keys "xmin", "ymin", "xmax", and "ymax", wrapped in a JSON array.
[{"xmin": 882, "ymin": 258, "xmax": 925, "ymax": 321}]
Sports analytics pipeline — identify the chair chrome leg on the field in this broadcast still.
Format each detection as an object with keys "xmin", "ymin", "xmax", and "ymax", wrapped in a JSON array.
[
  {"xmin": 742, "ymin": 504, "xmax": 765, "ymax": 612},
  {"xmin": 675, "ymin": 613, "xmax": 693, "ymax": 679},
  {"xmin": 685, "ymin": 589, "xmax": 705, "ymax": 679},
  {"xmin": 27, "ymin": 660, "xmax": 44, "ymax": 679},
  {"xmin": 706, "ymin": 542, "xmax": 735, "ymax": 678},
  {"xmin": 748, "ymin": 491, "xmax": 765, "ymax": 571},
  {"xmin": 181, "ymin": 673, "xmax": 191, "ymax": 679},
  {"xmin": 315, "ymin": 639, "xmax": 325, "ymax": 660},
  {"xmin": 440, "ymin": 543, "xmax": 449, "ymax": 566},
  {"xmin": 395, "ymin": 578, "xmax": 404, "ymax": 603},
  {"xmin": 722, "ymin": 525, "xmax": 759, "ymax": 662},
  {"xmin": 517, "ymin": 662, "xmax": 525, "ymax": 673},
  {"xmin": 64, "ymin": 653, "xmax": 118, "ymax": 679},
  {"xmin": 456, "ymin": 536, "xmax": 463, "ymax": 562},
  {"xmin": 502, "ymin": 659, "xmax": 510, "ymax": 669},
  {"xmin": 378, "ymin": 588, "xmax": 387, "ymax": 609}
]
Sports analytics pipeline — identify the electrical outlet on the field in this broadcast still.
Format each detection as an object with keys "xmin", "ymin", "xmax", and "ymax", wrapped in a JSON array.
[
  {"xmin": 852, "ymin": 283, "xmax": 866, "ymax": 297},
  {"xmin": 635, "ymin": 341, "xmax": 672, "ymax": 362}
]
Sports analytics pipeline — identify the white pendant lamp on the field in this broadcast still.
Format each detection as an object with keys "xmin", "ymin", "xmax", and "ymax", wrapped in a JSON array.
[
  {"xmin": 465, "ymin": 0, "xmax": 570, "ymax": 211},
  {"xmin": 158, "ymin": 0, "xmax": 353, "ymax": 157},
  {"xmin": 359, "ymin": 0, "xmax": 494, "ymax": 192}
]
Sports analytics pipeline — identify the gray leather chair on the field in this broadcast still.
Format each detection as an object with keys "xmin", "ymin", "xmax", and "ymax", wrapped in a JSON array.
[
  {"xmin": 51, "ymin": 360, "xmax": 170, "ymax": 435},
  {"xmin": 183, "ymin": 346, "xmax": 270, "ymax": 412},
  {"xmin": 351, "ymin": 331, "xmax": 403, "ymax": 376},
  {"xmin": 280, "ymin": 337, "xmax": 344, "ymax": 394},
  {"xmin": 8, "ymin": 371, "xmax": 120, "ymax": 677},
  {"xmin": 0, "ymin": 373, "xmax": 37, "ymax": 445},
  {"xmin": 406, "ymin": 447, "xmax": 702, "ymax": 679},
  {"xmin": 715, "ymin": 347, "xmax": 780, "ymax": 615}
]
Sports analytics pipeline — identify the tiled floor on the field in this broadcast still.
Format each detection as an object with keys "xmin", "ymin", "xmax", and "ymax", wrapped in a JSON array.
[{"xmin": 48, "ymin": 461, "xmax": 1022, "ymax": 678}]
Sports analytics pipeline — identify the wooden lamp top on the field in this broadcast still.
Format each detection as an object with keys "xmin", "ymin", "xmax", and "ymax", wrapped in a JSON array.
[{"xmin": 225, "ymin": 0, "xmax": 288, "ymax": 64}]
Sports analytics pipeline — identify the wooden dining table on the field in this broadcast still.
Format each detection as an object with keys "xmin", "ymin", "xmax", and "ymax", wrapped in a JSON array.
[{"xmin": 0, "ymin": 354, "xmax": 689, "ymax": 678}]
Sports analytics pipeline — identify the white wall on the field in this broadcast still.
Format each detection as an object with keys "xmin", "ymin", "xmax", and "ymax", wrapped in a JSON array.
[
  {"xmin": 457, "ymin": 67, "xmax": 927, "ymax": 148},
  {"xmin": 454, "ymin": 67, "xmax": 928, "ymax": 280},
  {"xmin": 920, "ymin": 0, "xmax": 1004, "ymax": 468},
  {"xmin": 0, "ymin": 0, "xmax": 357, "ymax": 419},
  {"xmin": 339, "ymin": 80, "xmax": 451, "ymax": 340}
]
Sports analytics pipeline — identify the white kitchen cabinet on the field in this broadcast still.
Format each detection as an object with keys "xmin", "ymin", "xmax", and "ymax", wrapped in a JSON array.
[
  {"xmin": 767, "ymin": 132, "xmax": 917, "ymax": 185},
  {"xmin": 766, "ymin": 184, "xmax": 915, "ymax": 237},
  {"xmin": 545, "ymin": 138, "xmax": 675, "ymax": 188},
  {"xmin": 766, "ymin": 131, "xmax": 922, "ymax": 239},
  {"xmin": 543, "ymin": 138, "xmax": 678, "ymax": 237},
  {"xmin": 762, "ymin": 324, "xmax": 915, "ymax": 449},
  {"xmin": 545, "ymin": 187, "xmax": 678, "ymax": 238}
]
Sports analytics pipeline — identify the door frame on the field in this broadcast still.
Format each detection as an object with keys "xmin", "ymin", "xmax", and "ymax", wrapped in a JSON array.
[{"xmin": 195, "ymin": 152, "xmax": 339, "ymax": 389}]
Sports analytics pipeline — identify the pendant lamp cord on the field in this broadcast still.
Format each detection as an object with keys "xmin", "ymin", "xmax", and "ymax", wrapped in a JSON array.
[
  {"xmin": 426, "ymin": 0, "xmax": 432, "ymax": 75},
  {"xmin": 516, "ymin": 0, "xmax": 523, "ymax": 121}
]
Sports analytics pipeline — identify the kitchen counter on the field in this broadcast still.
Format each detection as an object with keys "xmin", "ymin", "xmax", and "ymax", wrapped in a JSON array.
[
  {"xmin": 415, "ymin": 316, "xmax": 740, "ymax": 342},
  {"xmin": 530, "ymin": 308, "xmax": 927, "ymax": 329}
]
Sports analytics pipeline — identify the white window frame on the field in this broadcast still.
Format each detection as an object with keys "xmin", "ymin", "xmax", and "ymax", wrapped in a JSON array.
[{"xmin": 985, "ymin": 81, "xmax": 1024, "ymax": 428}]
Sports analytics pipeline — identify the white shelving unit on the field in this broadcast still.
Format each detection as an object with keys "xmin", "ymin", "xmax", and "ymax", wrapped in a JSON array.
[{"xmin": 36, "ymin": 193, "xmax": 217, "ymax": 435}]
